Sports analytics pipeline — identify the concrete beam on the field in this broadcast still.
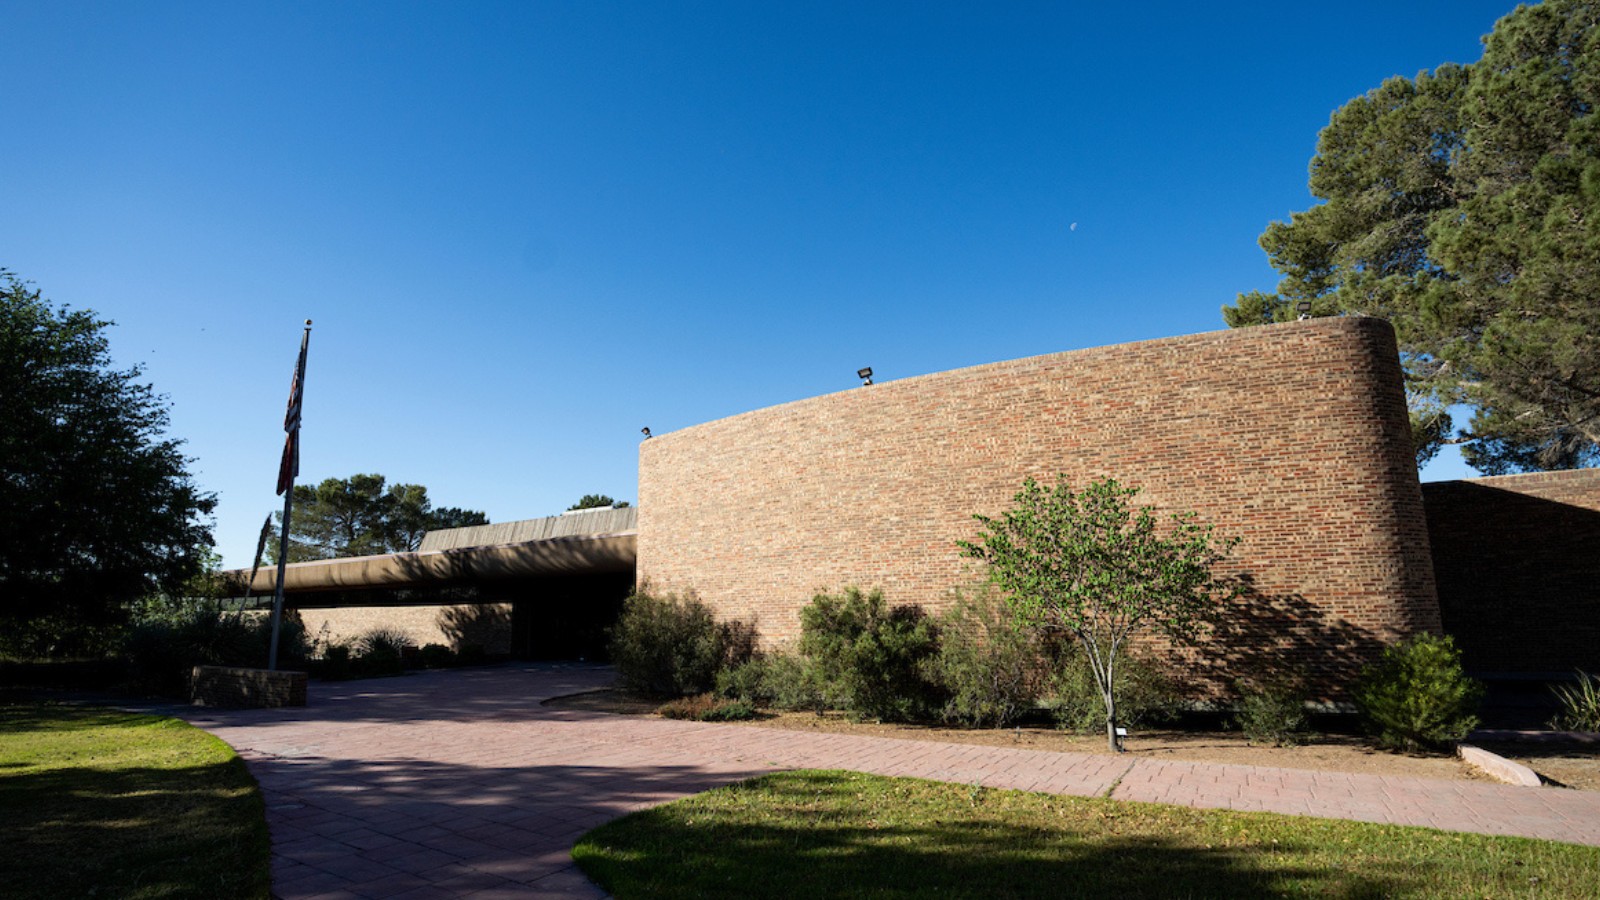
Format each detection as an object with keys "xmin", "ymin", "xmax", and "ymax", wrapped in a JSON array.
[{"xmin": 229, "ymin": 533, "xmax": 636, "ymax": 594}]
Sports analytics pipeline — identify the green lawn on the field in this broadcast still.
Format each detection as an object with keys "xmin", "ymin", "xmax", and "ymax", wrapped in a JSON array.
[
  {"xmin": 574, "ymin": 769, "xmax": 1600, "ymax": 899},
  {"xmin": 0, "ymin": 703, "xmax": 270, "ymax": 899}
]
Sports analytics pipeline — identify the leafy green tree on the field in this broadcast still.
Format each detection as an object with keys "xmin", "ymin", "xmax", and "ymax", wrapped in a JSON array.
[
  {"xmin": 1226, "ymin": 0, "xmax": 1600, "ymax": 473},
  {"xmin": 1, "ymin": 269, "xmax": 216, "ymax": 656},
  {"xmin": 569, "ymin": 494, "xmax": 629, "ymax": 510},
  {"xmin": 271, "ymin": 474, "xmax": 487, "ymax": 562},
  {"xmin": 960, "ymin": 477, "xmax": 1239, "ymax": 752}
]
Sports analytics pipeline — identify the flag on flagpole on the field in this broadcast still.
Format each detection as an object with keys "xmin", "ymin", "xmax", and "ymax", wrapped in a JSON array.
[
  {"xmin": 269, "ymin": 320, "xmax": 310, "ymax": 671},
  {"xmin": 276, "ymin": 326, "xmax": 309, "ymax": 495}
]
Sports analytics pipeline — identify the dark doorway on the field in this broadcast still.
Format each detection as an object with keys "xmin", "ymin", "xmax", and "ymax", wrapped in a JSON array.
[{"xmin": 505, "ymin": 572, "xmax": 634, "ymax": 661}]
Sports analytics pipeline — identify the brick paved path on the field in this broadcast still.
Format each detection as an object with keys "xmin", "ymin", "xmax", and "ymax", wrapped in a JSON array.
[{"xmin": 175, "ymin": 664, "xmax": 1600, "ymax": 899}]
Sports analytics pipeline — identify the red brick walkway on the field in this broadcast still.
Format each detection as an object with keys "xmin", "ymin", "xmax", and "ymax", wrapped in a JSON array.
[{"xmin": 175, "ymin": 664, "xmax": 1600, "ymax": 899}]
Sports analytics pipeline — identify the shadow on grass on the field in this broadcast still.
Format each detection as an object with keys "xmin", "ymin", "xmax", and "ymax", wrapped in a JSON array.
[
  {"xmin": 572, "ymin": 770, "xmax": 1594, "ymax": 900},
  {"xmin": 0, "ymin": 751, "xmax": 268, "ymax": 899}
]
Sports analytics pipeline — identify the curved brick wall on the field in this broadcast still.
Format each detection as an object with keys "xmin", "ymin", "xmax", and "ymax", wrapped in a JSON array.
[{"xmin": 638, "ymin": 318, "xmax": 1440, "ymax": 690}]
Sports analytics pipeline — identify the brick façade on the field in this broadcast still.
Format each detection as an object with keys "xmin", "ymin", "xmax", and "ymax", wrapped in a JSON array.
[
  {"xmin": 1422, "ymin": 468, "xmax": 1600, "ymax": 675},
  {"xmin": 637, "ymin": 317, "xmax": 1441, "ymax": 693}
]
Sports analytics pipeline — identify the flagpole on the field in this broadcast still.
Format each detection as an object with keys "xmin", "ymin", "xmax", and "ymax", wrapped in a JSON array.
[
  {"xmin": 268, "ymin": 488, "xmax": 294, "ymax": 670},
  {"xmin": 269, "ymin": 320, "xmax": 311, "ymax": 671}
]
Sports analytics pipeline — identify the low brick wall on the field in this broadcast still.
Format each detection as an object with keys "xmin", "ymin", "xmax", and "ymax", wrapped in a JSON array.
[{"xmin": 190, "ymin": 665, "xmax": 308, "ymax": 708}]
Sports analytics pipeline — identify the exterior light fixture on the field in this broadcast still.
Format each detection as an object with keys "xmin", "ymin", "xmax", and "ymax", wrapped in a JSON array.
[
  {"xmin": 640, "ymin": 426, "xmax": 652, "ymax": 439},
  {"xmin": 857, "ymin": 367, "xmax": 873, "ymax": 386},
  {"xmin": 1296, "ymin": 301, "xmax": 1313, "ymax": 321}
]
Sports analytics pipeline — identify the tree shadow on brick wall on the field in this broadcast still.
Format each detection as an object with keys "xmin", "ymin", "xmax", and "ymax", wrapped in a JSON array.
[
  {"xmin": 1189, "ymin": 573, "xmax": 1386, "ymax": 701},
  {"xmin": 439, "ymin": 603, "xmax": 511, "ymax": 655}
]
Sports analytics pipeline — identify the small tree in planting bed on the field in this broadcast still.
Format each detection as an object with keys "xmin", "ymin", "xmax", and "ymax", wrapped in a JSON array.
[{"xmin": 961, "ymin": 476, "xmax": 1239, "ymax": 752}]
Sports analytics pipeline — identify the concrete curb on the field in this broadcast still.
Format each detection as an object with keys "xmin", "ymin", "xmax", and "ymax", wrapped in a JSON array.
[
  {"xmin": 1469, "ymin": 729, "xmax": 1600, "ymax": 745},
  {"xmin": 1458, "ymin": 743, "xmax": 1543, "ymax": 787}
]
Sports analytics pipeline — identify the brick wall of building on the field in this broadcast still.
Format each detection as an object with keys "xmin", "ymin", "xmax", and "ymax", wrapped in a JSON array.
[
  {"xmin": 1422, "ymin": 469, "xmax": 1600, "ymax": 675},
  {"xmin": 638, "ymin": 318, "xmax": 1440, "ymax": 693}
]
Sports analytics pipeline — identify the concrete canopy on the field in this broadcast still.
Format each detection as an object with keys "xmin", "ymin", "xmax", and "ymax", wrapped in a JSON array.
[{"xmin": 229, "ymin": 508, "xmax": 638, "ymax": 595}]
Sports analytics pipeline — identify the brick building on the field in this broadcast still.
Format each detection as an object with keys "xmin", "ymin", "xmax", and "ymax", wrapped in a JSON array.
[{"xmin": 246, "ymin": 317, "xmax": 1599, "ymax": 688}]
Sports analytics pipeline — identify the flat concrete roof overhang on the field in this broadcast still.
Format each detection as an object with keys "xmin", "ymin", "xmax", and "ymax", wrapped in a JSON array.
[{"xmin": 231, "ymin": 532, "xmax": 637, "ymax": 595}]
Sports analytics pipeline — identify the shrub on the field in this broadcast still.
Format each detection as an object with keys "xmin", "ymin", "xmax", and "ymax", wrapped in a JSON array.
[
  {"xmin": 1233, "ymin": 678, "xmax": 1310, "ymax": 747},
  {"xmin": 315, "ymin": 643, "xmax": 353, "ymax": 680},
  {"xmin": 800, "ymin": 587, "xmax": 941, "ymax": 722},
  {"xmin": 1551, "ymin": 670, "xmax": 1600, "ymax": 732},
  {"xmin": 924, "ymin": 586, "xmax": 1043, "ymax": 728},
  {"xmin": 419, "ymin": 643, "xmax": 456, "ymax": 669},
  {"xmin": 1353, "ymin": 632, "xmax": 1483, "ymax": 753},
  {"xmin": 122, "ymin": 605, "xmax": 309, "ymax": 697},
  {"xmin": 717, "ymin": 656, "xmax": 775, "ymax": 705},
  {"xmin": 657, "ymin": 693, "xmax": 757, "ymax": 722},
  {"xmin": 456, "ymin": 643, "xmax": 489, "ymax": 666},
  {"xmin": 356, "ymin": 627, "xmax": 413, "ymax": 657},
  {"xmin": 609, "ymin": 590, "xmax": 751, "ymax": 697},
  {"xmin": 1047, "ymin": 644, "xmax": 1179, "ymax": 734},
  {"xmin": 698, "ymin": 698, "xmax": 757, "ymax": 721},
  {"xmin": 717, "ymin": 652, "xmax": 834, "ymax": 713},
  {"xmin": 352, "ymin": 627, "xmax": 412, "ymax": 677}
]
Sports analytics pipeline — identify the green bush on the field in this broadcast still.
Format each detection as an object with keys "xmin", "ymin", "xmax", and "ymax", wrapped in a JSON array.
[
  {"xmin": 1233, "ymin": 678, "xmax": 1310, "ymax": 747},
  {"xmin": 122, "ymin": 605, "xmax": 308, "ymax": 697},
  {"xmin": 1551, "ymin": 670, "xmax": 1600, "ymax": 732},
  {"xmin": 315, "ymin": 643, "xmax": 354, "ymax": 680},
  {"xmin": 1353, "ymin": 632, "xmax": 1483, "ymax": 753},
  {"xmin": 924, "ymin": 587, "xmax": 1044, "ymax": 728},
  {"xmin": 717, "ymin": 656, "xmax": 775, "ymax": 705},
  {"xmin": 717, "ymin": 653, "xmax": 833, "ymax": 713},
  {"xmin": 800, "ymin": 587, "xmax": 941, "ymax": 722},
  {"xmin": 657, "ymin": 693, "xmax": 758, "ymax": 722},
  {"xmin": 609, "ymin": 590, "xmax": 752, "ymax": 697},
  {"xmin": 351, "ymin": 627, "xmax": 412, "ymax": 677},
  {"xmin": 1047, "ymin": 644, "xmax": 1179, "ymax": 734},
  {"xmin": 419, "ymin": 643, "xmax": 456, "ymax": 669}
]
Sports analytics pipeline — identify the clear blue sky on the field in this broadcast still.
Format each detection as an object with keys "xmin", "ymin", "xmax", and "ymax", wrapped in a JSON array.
[{"xmin": 3, "ymin": 0, "xmax": 1522, "ymax": 566}]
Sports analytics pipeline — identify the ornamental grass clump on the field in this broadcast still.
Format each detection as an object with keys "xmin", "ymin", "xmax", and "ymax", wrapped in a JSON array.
[
  {"xmin": 354, "ymin": 626, "xmax": 412, "ymax": 676},
  {"xmin": 1550, "ymin": 670, "xmax": 1600, "ymax": 732},
  {"xmin": 1353, "ymin": 632, "xmax": 1482, "ymax": 753}
]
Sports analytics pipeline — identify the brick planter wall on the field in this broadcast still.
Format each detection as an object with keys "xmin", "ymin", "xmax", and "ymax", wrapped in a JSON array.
[
  {"xmin": 190, "ymin": 665, "xmax": 308, "ymax": 708},
  {"xmin": 1423, "ymin": 469, "xmax": 1600, "ymax": 675},
  {"xmin": 638, "ymin": 318, "xmax": 1440, "ymax": 694}
]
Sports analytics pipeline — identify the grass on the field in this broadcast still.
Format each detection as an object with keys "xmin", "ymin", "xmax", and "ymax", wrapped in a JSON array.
[
  {"xmin": 0, "ymin": 702, "xmax": 270, "ymax": 899},
  {"xmin": 574, "ymin": 769, "xmax": 1600, "ymax": 899}
]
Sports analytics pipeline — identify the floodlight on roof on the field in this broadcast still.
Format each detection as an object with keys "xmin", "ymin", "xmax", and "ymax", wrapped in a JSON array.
[
  {"xmin": 641, "ymin": 426, "xmax": 652, "ymax": 439},
  {"xmin": 857, "ymin": 367, "xmax": 873, "ymax": 386},
  {"xmin": 1296, "ymin": 301, "xmax": 1313, "ymax": 321}
]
